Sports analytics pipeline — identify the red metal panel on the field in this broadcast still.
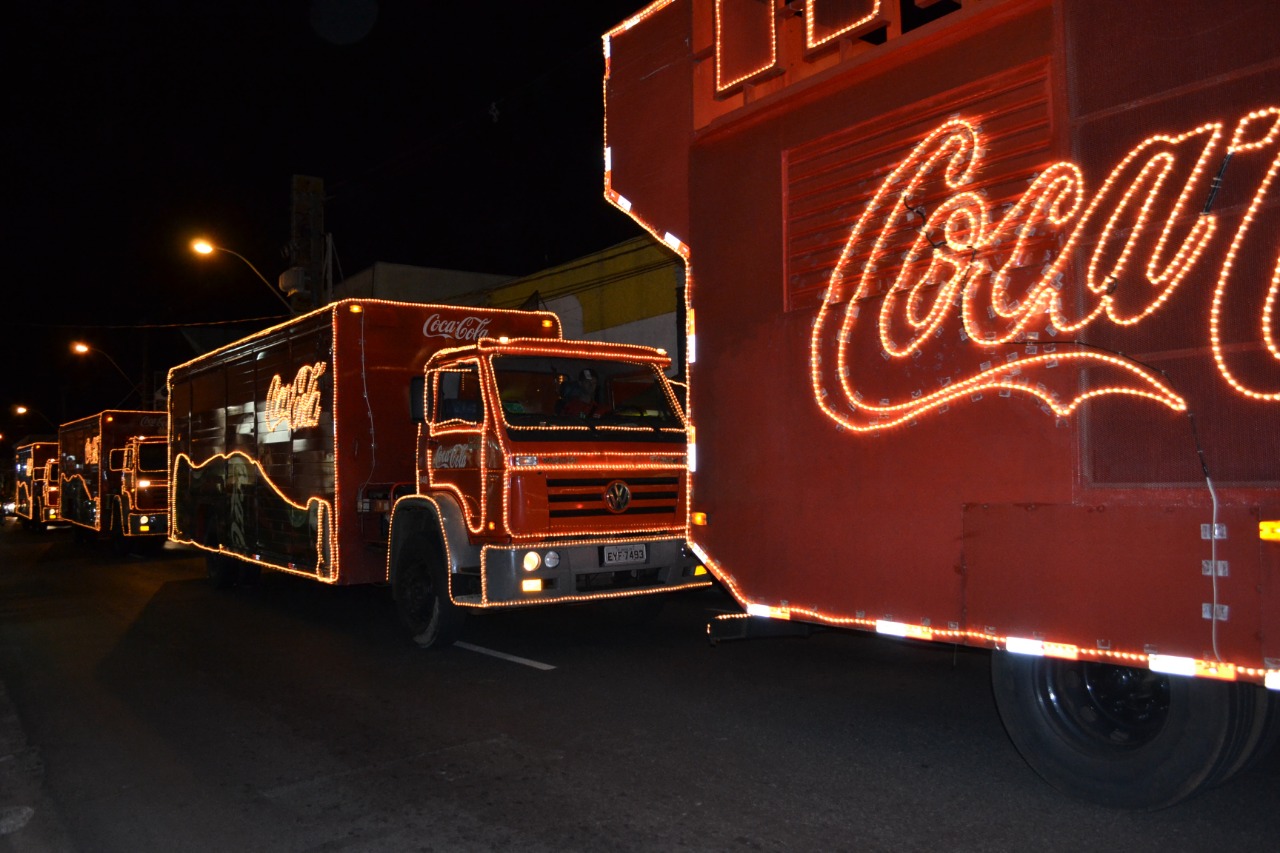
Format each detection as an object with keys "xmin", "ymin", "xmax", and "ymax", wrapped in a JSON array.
[
  {"xmin": 714, "ymin": 0, "xmax": 776, "ymax": 92},
  {"xmin": 964, "ymin": 503, "xmax": 1264, "ymax": 663},
  {"xmin": 605, "ymin": 1, "xmax": 695, "ymax": 247}
]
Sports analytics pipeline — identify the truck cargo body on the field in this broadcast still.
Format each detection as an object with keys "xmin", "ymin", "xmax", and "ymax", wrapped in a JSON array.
[
  {"xmin": 13, "ymin": 440, "xmax": 59, "ymax": 528},
  {"xmin": 604, "ymin": 0, "xmax": 1279, "ymax": 806},
  {"xmin": 167, "ymin": 299, "xmax": 704, "ymax": 636},
  {"xmin": 58, "ymin": 410, "xmax": 169, "ymax": 545}
]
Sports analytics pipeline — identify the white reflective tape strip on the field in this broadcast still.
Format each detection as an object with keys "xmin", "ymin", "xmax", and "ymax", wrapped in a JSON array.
[
  {"xmin": 687, "ymin": 441, "xmax": 697, "ymax": 472},
  {"xmin": 1005, "ymin": 636, "xmax": 1044, "ymax": 656},
  {"xmin": 875, "ymin": 620, "xmax": 909, "ymax": 638},
  {"xmin": 1148, "ymin": 654, "xmax": 1197, "ymax": 677},
  {"xmin": 663, "ymin": 231, "xmax": 684, "ymax": 251},
  {"xmin": 615, "ymin": 194, "xmax": 633, "ymax": 212},
  {"xmin": 603, "ymin": 35, "xmax": 611, "ymax": 58},
  {"xmin": 1266, "ymin": 672, "xmax": 1280, "ymax": 691},
  {"xmin": 604, "ymin": 147, "xmax": 612, "ymax": 172},
  {"xmin": 688, "ymin": 540, "xmax": 710, "ymax": 564},
  {"xmin": 746, "ymin": 603, "xmax": 771, "ymax": 618},
  {"xmin": 454, "ymin": 642, "xmax": 556, "ymax": 671}
]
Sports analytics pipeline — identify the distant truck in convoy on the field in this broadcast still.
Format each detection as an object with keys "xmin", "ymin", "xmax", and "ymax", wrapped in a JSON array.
[
  {"xmin": 166, "ymin": 299, "xmax": 707, "ymax": 646},
  {"xmin": 13, "ymin": 439, "xmax": 59, "ymax": 530},
  {"xmin": 604, "ymin": 0, "xmax": 1279, "ymax": 807},
  {"xmin": 58, "ymin": 410, "xmax": 169, "ymax": 552}
]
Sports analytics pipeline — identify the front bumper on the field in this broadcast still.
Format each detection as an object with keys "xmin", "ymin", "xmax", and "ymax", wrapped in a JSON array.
[
  {"xmin": 472, "ymin": 535, "xmax": 707, "ymax": 607},
  {"xmin": 127, "ymin": 512, "xmax": 169, "ymax": 537}
]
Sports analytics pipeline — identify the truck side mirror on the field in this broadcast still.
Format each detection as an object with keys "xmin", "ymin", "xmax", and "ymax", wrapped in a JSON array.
[
  {"xmin": 410, "ymin": 375, "xmax": 425, "ymax": 423},
  {"xmin": 108, "ymin": 448, "xmax": 126, "ymax": 471}
]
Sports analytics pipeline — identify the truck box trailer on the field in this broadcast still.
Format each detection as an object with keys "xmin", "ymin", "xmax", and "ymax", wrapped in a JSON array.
[
  {"xmin": 58, "ymin": 410, "xmax": 169, "ymax": 551},
  {"xmin": 13, "ymin": 439, "xmax": 59, "ymax": 529},
  {"xmin": 167, "ymin": 298, "xmax": 707, "ymax": 646},
  {"xmin": 604, "ymin": 0, "xmax": 1279, "ymax": 807}
]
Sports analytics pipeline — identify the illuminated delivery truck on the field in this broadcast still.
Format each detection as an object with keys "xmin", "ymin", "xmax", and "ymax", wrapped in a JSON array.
[
  {"xmin": 166, "ymin": 299, "xmax": 707, "ymax": 648},
  {"xmin": 58, "ymin": 410, "xmax": 169, "ymax": 552},
  {"xmin": 603, "ymin": 0, "xmax": 1279, "ymax": 807},
  {"xmin": 13, "ymin": 439, "xmax": 59, "ymax": 529}
]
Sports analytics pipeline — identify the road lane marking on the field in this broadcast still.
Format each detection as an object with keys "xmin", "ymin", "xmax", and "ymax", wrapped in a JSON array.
[{"xmin": 455, "ymin": 642, "xmax": 556, "ymax": 671}]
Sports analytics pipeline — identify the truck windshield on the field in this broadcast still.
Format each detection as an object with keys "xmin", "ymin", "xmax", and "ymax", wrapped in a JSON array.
[
  {"xmin": 138, "ymin": 443, "xmax": 168, "ymax": 472},
  {"xmin": 492, "ymin": 356, "xmax": 682, "ymax": 429}
]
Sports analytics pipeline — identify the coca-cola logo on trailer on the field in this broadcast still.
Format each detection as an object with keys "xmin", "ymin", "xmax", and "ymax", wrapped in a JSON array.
[
  {"xmin": 810, "ymin": 106, "xmax": 1280, "ymax": 433},
  {"xmin": 422, "ymin": 313, "xmax": 493, "ymax": 342},
  {"xmin": 265, "ymin": 362, "xmax": 327, "ymax": 433}
]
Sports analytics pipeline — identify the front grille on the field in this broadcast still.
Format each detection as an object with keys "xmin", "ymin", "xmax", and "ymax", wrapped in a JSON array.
[{"xmin": 545, "ymin": 476, "xmax": 681, "ymax": 521}]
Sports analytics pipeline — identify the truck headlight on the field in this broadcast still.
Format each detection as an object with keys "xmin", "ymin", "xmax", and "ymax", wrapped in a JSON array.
[
  {"xmin": 138, "ymin": 479, "xmax": 152, "ymax": 488},
  {"xmin": 543, "ymin": 551, "xmax": 560, "ymax": 568},
  {"xmin": 522, "ymin": 551, "xmax": 541, "ymax": 572}
]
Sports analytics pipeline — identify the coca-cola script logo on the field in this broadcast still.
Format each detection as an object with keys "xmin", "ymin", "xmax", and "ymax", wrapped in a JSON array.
[
  {"xmin": 140, "ymin": 415, "xmax": 166, "ymax": 430},
  {"xmin": 432, "ymin": 442, "xmax": 475, "ymax": 469},
  {"xmin": 811, "ymin": 107, "xmax": 1280, "ymax": 432},
  {"xmin": 423, "ymin": 313, "xmax": 493, "ymax": 342},
  {"xmin": 265, "ymin": 362, "xmax": 327, "ymax": 432}
]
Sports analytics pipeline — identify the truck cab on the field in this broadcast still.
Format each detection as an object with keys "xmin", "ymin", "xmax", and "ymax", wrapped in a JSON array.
[
  {"xmin": 111, "ymin": 435, "xmax": 169, "ymax": 540},
  {"xmin": 388, "ymin": 336, "xmax": 703, "ymax": 644},
  {"xmin": 14, "ymin": 441, "xmax": 59, "ymax": 530}
]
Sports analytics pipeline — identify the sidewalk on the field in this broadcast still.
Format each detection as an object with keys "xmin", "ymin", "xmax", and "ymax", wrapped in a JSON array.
[{"xmin": 1, "ymin": 678, "xmax": 74, "ymax": 853}]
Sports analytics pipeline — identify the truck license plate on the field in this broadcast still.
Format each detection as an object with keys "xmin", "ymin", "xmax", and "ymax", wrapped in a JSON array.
[{"xmin": 602, "ymin": 544, "xmax": 647, "ymax": 566}]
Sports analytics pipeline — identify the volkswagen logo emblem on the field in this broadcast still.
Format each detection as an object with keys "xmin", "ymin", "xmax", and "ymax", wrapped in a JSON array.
[{"xmin": 604, "ymin": 480, "xmax": 631, "ymax": 513}]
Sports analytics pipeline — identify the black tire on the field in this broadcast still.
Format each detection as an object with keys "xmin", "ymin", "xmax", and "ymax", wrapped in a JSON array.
[
  {"xmin": 110, "ymin": 503, "xmax": 130, "ymax": 556},
  {"xmin": 392, "ymin": 535, "xmax": 465, "ymax": 649},
  {"xmin": 991, "ymin": 651, "xmax": 1238, "ymax": 809},
  {"xmin": 1206, "ymin": 683, "xmax": 1280, "ymax": 786}
]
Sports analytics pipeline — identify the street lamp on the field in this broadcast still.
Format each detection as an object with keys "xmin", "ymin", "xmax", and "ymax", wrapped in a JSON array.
[
  {"xmin": 12, "ymin": 405, "xmax": 57, "ymax": 429},
  {"xmin": 191, "ymin": 238, "xmax": 294, "ymax": 312},
  {"xmin": 71, "ymin": 342, "xmax": 143, "ymax": 405}
]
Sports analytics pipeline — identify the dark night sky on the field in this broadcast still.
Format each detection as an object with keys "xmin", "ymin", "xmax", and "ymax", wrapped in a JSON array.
[{"xmin": 4, "ymin": 0, "xmax": 649, "ymax": 437}]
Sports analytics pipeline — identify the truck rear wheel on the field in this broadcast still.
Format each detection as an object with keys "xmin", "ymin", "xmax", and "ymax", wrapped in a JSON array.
[
  {"xmin": 393, "ymin": 535, "xmax": 464, "ymax": 649},
  {"xmin": 110, "ymin": 503, "xmax": 129, "ymax": 556},
  {"xmin": 990, "ymin": 651, "xmax": 1244, "ymax": 809}
]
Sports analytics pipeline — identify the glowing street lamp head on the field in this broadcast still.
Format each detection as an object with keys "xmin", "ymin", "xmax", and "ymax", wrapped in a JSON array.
[
  {"xmin": 72, "ymin": 342, "xmax": 90, "ymax": 354},
  {"xmin": 191, "ymin": 239, "xmax": 215, "ymax": 255},
  {"xmin": 15, "ymin": 406, "xmax": 29, "ymax": 415}
]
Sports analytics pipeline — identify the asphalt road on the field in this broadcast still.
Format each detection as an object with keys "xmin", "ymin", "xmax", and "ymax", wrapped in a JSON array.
[{"xmin": 2, "ymin": 519, "xmax": 1278, "ymax": 852}]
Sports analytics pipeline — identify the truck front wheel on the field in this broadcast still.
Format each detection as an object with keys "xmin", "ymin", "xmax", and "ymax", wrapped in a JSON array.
[
  {"xmin": 393, "ymin": 535, "xmax": 464, "ymax": 649},
  {"xmin": 990, "ymin": 651, "xmax": 1251, "ymax": 809}
]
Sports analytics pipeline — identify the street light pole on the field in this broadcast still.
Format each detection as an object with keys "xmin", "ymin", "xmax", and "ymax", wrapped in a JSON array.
[
  {"xmin": 191, "ymin": 239, "xmax": 295, "ymax": 313},
  {"xmin": 13, "ymin": 405, "xmax": 57, "ymax": 430},
  {"xmin": 71, "ymin": 342, "xmax": 144, "ymax": 406}
]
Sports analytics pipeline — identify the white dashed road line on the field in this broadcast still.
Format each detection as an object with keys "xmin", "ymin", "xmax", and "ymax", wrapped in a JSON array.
[{"xmin": 454, "ymin": 642, "xmax": 557, "ymax": 671}]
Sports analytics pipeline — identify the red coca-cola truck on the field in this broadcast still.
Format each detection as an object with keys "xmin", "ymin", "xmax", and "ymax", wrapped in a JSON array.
[
  {"xmin": 167, "ymin": 299, "xmax": 706, "ymax": 647},
  {"xmin": 604, "ymin": 0, "xmax": 1279, "ymax": 807},
  {"xmin": 58, "ymin": 410, "xmax": 169, "ymax": 551},
  {"xmin": 13, "ymin": 439, "xmax": 59, "ymax": 530}
]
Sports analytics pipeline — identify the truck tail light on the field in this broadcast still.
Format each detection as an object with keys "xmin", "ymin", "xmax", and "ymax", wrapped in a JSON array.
[
  {"xmin": 521, "ymin": 578, "xmax": 544, "ymax": 593},
  {"xmin": 1261, "ymin": 520, "xmax": 1280, "ymax": 541}
]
